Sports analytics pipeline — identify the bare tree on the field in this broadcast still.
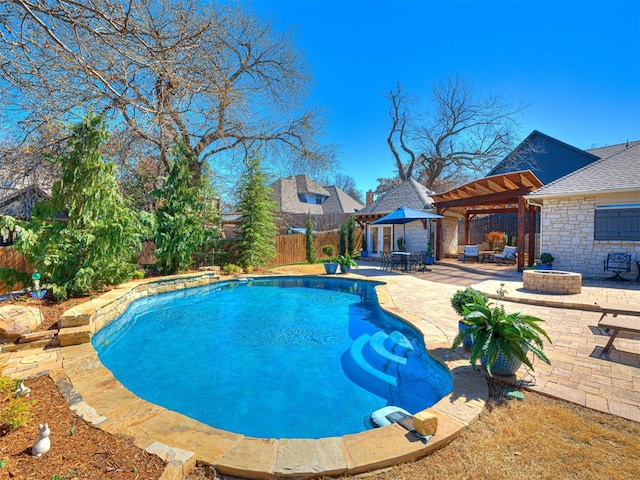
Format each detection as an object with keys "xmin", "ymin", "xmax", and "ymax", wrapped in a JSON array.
[
  {"xmin": 0, "ymin": 0, "xmax": 332, "ymax": 182},
  {"xmin": 386, "ymin": 77, "xmax": 525, "ymax": 190}
]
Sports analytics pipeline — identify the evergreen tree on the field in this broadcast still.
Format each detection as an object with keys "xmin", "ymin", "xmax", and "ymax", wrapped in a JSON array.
[
  {"xmin": 346, "ymin": 215, "xmax": 356, "ymax": 257},
  {"xmin": 338, "ymin": 222, "xmax": 347, "ymax": 257},
  {"xmin": 8, "ymin": 113, "xmax": 143, "ymax": 300},
  {"xmin": 235, "ymin": 157, "xmax": 278, "ymax": 268},
  {"xmin": 154, "ymin": 144, "xmax": 220, "ymax": 274},
  {"xmin": 305, "ymin": 212, "xmax": 315, "ymax": 264}
]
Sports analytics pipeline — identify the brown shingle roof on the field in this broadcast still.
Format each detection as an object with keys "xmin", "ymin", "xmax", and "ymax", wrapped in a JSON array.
[{"xmin": 357, "ymin": 178, "xmax": 434, "ymax": 216}]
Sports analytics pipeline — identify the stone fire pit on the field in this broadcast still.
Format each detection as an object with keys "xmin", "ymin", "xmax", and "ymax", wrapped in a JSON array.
[{"xmin": 522, "ymin": 269, "xmax": 582, "ymax": 294}]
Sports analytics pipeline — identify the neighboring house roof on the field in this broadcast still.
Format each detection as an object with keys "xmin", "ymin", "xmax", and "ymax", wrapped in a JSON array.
[
  {"xmin": 488, "ymin": 130, "xmax": 600, "ymax": 185},
  {"xmin": 526, "ymin": 139, "xmax": 640, "ymax": 200},
  {"xmin": 0, "ymin": 185, "xmax": 50, "ymax": 219},
  {"xmin": 321, "ymin": 186, "xmax": 363, "ymax": 214},
  {"xmin": 357, "ymin": 178, "xmax": 434, "ymax": 216},
  {"xmin": 270, "ymin": 175, "xmax": 363, "ymax": 215}
]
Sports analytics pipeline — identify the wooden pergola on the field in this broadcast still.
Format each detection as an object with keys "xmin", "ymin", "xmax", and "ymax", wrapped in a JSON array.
[{"xmin": 430, "ymin": 170, "xmax": 544, "ymax": 272}]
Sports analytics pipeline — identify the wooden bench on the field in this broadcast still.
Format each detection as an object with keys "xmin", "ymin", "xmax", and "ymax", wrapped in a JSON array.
[{"xmin": 597, "ymin": 303, "xmax": 640, "ymax": 353}]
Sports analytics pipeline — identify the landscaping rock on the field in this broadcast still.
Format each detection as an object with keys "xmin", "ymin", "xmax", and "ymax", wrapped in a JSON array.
[{"xmin": 0, "ymin": 305, "xmax": 42, "ymax": 342}]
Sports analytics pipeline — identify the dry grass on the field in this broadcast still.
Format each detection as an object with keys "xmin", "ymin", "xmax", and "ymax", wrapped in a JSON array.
[{"xmin": 350, "ymin": 385, "xmax": 640, "ymax": 480}]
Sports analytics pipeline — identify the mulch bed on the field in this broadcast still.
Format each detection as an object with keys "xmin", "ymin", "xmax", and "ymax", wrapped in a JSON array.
[{"xmin": 0, "ymin": 374, "xmax": 166, "ymax": 480}]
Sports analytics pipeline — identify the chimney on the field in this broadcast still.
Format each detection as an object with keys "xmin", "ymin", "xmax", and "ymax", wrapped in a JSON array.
[{"xmin": 366, "ymin": 190, "xmax": 374, "ymax": 205}]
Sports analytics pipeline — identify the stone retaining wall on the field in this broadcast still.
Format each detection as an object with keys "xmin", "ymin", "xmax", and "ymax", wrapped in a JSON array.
[{"xmin": 1, "ymin": 272, "xmax": 220, "ymax": 353}]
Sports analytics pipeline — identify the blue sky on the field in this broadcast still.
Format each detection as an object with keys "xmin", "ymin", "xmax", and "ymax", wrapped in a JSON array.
[{"xmin": 245, "ymin": 0, "xmax": 640, "ymax": 194}]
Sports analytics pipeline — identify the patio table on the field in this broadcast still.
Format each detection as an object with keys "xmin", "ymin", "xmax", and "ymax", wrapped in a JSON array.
[
  {"xmin": 391, "ymin": 251, "xmax": 410, "ymax": 271},
  {"xmin": 479, "ymin": 250, "xmax": 495, "ymax": 263}
]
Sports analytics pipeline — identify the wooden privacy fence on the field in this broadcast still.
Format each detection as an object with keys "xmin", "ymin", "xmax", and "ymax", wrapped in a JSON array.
[
  {"xmin": 0, "ymin": 229, "xmax": 361, "ymax": 294},
  {"xmin": 266, "ymin": 230, "xmax": 362, "ymax": 267},
  {"xmin": 0, "ymin": 246, "xmax": 31, "ymax": 295}
]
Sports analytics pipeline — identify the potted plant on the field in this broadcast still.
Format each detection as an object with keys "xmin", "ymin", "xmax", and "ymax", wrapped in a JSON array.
[
  {"xmin": 361, "ymin": 234, "xmax": 368, "ymax": 258},
  {"xmin": 451, "ymin": 284, "xmax": 552, "ymax": 377},
  {"xmin": 336, "ymin": 254, "xmax": 359, "ymax": 273},
  {"xmin": 424, "ymin": 242, "xmax": 435, "ymax": 265},
  {"xmin": 322, "ymin": 245, "xmax": 338, "ymax": 274},
  {"xmin": 537, "ymin": 252, "xmax": 555, "ymax": 270},
  {"xmin": 451, "ymin": 287, "xmax": 488, "ymax": 349},
  {"xmin": 396, "ymin": 236, "xmax": 405, "ymax": 252},
  {"xmin": 485, "ymin": 231, "xmax": 505, "ymax": 251}
]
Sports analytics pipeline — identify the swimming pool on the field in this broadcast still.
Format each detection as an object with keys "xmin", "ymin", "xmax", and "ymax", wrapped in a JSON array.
[{"xmin": 92, "ymin": 276, "xmax": 453, "ymax": 439}]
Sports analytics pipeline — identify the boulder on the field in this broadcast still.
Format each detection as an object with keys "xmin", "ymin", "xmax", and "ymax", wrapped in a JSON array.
[{"xmin": 0, "ymin": 305, "xmax": 42, "ymax": 342}]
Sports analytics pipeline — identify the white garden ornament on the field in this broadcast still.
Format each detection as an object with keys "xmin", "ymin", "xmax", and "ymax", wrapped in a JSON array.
[{"xmin": 31, "ymin": 423, "xmax": 51, "ymax": 457}]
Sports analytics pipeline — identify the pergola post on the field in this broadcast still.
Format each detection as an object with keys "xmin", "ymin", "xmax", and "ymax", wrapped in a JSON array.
[
  {"xmin": 517, "ymin": 196, "xmax": 526, "ymax": 272},
  {"xmin": 528, "ymin": 204, "xmax": 537, "ymax": 267}
]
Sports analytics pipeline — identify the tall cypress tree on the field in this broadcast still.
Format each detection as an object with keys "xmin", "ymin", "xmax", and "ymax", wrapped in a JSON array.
[
  {"xmin": 305, "ymin": 212, "xmax": 315, "ymax": 264},
  {"xmin": 235, "ymin": 157, "xmax": 278, "ymax": 268},
  {"xmin": 154, "ymin": 144, "xmax": 219, "ymax": 274},
  {"xmin": 11, "ymin": 113, "xmax": 142, "ymax": 300}
]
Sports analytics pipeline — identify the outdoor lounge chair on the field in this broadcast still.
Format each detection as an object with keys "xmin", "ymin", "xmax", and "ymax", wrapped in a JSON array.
[
  {"xmin": 463, "ymin": 245, "xmax": 479, "ymax": 263},
  {"xmin": 494, "ymin": 246, "xmax": 517, "ymax": 264}
]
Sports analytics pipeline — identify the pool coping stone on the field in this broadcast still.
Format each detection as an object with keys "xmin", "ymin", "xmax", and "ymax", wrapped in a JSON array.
[{"xmin": 42, "ymin": 272, "xmax": 488, "ymax": 478}]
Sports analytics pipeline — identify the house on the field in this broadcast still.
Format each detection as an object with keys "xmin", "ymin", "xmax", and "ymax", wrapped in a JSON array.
[
  {"xmin": 525, "ymin": 140, "xmax": 640, "ymax": 278},
  {"xmin": 269, "ymin": 175, "xmax": 363, "ymax": 233},
  {"xmin": 488, "ymin": 130, "xmax": 601, "ymax": 184},
  {"xmin": 0, "ymin": 182, "xmax": 51, "ymax": 245},
  {"xmin": 356, "ymin": 178, "xmax": 439, "ymax": 255}
]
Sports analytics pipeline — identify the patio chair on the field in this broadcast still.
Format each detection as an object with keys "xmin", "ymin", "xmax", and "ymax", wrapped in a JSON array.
[
  {"xmin": 408, "ymin": 252, "xmax": 424, "ymax": 271},
  {"xmin": 603, "ymin": 252, "xmax": 631, "ymax": 280},
  {"xmin": 462, "ymin": 245, "xmax": 479, "ymax": 263},
  {"xmin": 494, "ymin": 246, "xmax": 518, "ymax": 264},
  {"xmin": 380, "ymin": 251, "xmax": 390, "ymax": 271}
]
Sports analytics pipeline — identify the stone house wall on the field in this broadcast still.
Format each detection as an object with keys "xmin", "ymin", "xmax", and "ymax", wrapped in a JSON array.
[{"xmin": 540, "ymin": 195, "xmax": 640, "ymax": 278}]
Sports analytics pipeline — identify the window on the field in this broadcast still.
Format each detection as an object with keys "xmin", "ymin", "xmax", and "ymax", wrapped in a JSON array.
[{"xmin": 594, "ymin": 204, "xmax": 640, "ymax": 241}]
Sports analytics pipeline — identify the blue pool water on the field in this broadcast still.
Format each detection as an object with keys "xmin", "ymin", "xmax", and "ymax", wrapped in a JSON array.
[{"xmin": 92, "ymin": 276, "xmax": 453, "ymax": 439}]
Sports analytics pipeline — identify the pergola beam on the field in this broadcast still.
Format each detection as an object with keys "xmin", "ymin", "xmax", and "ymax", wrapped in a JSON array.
[{"xmin": 431, "ymin": 170, "xmax": 544, "ymax": 271}]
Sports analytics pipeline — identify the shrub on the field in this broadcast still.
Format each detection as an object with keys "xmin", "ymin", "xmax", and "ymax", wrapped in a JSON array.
[
  {"xmin": 322, "ymin": 245, "xmax": 335, "ymax": 258},
  {"xmin": 0, "ymin": 372, "xmax": 35, "ymax": 431},
  {"xmin": 485, "ymin": 231, "xmax": 505, "ymax": 245},
  {"xmin": 222, "ymin": 264, "xmax": 242, "ymax": 275},
  {"xmin": 540, "ymin": 252, "xmax": 555, "ymax": 265},
  {"xmin": 451, "ymin": 287, "xmax": 488, "ymax": 317}
]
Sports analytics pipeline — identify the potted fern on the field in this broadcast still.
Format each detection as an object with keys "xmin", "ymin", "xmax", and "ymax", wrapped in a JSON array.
[
  {"xmin": 336, "ymin": 255, "xmax": 358, "ymax": 273},
  {"xmin": 451, "ymin": 284, "xmax": 552, "ymax": 377},
  {"xmin": 451, "ymin": 287, "xmax": 487, "ymax": 350}
]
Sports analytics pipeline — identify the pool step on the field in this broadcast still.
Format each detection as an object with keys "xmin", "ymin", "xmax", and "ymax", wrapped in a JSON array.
[
  {"xmin": 349, "ymin": 334, "xmax": 398, "ymax": 387},
  {"xmin": 345, "ymin": 330, "xmax": 416, "ymax": 394}
]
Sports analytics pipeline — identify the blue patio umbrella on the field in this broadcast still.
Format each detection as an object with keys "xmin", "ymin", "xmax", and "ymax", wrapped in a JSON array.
[{"xmin": 371, "ymin": 206, "xmax": 443, "ymax": 251}]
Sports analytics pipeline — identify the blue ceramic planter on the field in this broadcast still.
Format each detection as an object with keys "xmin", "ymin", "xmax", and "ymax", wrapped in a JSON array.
[
  {"xmin": 481, "ymin": 350, "xmax": 523, "ymax": 377},
  {"xmin": 324, "ymin": 262, "xmax": 338, "ymax": 274},
  {"xmin": 458, "ymin": 321, "xmax": 474, "ymax": 350}
]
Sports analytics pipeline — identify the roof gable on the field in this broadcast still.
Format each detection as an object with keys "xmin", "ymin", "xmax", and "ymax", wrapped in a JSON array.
[
  {"xmin": 527, "ymin": 140, "xmax": 640, "ymax": 198},
  {"xmin": 269, "ymin": 175, "xmax": 362, "ymax": 214},
  {"xmin": 321, "ymin": 186, "xmax": 363, "ymax": 214},
  {"xmin": 488, "ymin": 130, "xmax": 600, "ymax": 185},
  {"xmin": 357, "ymin": 178, "xmax": 434, "ymax": 215}
]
